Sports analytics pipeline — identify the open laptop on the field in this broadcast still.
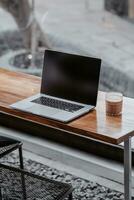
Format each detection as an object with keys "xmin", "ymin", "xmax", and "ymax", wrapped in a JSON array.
[{"xmin": 11, "ymin": 50, "xmax": 101, "ymax": 122}]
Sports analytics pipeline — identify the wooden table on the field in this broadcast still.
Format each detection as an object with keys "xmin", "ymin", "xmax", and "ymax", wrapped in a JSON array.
[{"xmin": 0, "ymin": 68, "xmax": 134, "ymax": 199}]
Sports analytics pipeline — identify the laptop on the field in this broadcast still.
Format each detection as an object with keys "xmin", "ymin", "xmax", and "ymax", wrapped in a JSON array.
[{"xmin": 11, "ymin": 50, "xmax": 101, "ymax": 122}]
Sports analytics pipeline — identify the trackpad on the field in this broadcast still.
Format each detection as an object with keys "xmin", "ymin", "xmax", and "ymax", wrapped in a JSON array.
[{"xmin": 27, "ymin": 104, "xmax": 60, "ymax": 116}]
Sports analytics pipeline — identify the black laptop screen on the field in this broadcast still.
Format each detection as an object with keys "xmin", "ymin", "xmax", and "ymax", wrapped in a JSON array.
[{"xmin": 41, "ymin": 50, "xmax": 101, "ymax": 106}]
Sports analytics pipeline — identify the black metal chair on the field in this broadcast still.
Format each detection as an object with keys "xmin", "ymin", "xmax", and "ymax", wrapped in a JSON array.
[
  {"xmin": 0, "ymin": 135, "xmax": 24, "ymax": 169},
  {"xmin": 0, "ymin": 136, "xmax": 73, "ymax": 200},
  {"xmin": 0, "ymin": 163, "xmax": 73, "ymax": 200}
]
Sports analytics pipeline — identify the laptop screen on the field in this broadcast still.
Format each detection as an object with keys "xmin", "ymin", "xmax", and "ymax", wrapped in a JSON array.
[{"xmin": 41, "ymin": 50, "xmax": 101, "ymax": 106}]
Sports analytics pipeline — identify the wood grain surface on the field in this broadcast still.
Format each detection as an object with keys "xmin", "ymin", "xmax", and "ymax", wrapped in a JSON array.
[{"xmin": 0, "ymin": 68, "xmax": 134, "ymax": 145}]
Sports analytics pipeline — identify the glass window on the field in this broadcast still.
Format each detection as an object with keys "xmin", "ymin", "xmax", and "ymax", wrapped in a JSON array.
[{"xmin": 0, "ymin": 0, "xmax": 133, "ymax": 99}]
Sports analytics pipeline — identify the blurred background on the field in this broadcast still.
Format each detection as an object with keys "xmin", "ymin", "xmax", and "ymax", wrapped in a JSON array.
[{"xmin": 0, "ymin": 0, "xmax": 134, "ymax": 98}]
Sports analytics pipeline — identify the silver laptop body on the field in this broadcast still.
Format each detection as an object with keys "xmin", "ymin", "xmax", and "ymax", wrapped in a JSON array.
[{"xmin": 11, "ymin": 50, "xmax": 101, "ymax": 123}]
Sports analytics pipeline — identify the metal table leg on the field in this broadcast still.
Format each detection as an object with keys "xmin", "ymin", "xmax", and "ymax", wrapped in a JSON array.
[{"xmin": 124, "ymin": 137, "xmax": 132, "ymax": 200}]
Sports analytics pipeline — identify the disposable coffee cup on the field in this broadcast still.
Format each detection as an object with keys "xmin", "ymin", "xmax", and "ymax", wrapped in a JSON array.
[{"xmin": 105, "ymin": 92, "xmax": 123, "ymax": 116}]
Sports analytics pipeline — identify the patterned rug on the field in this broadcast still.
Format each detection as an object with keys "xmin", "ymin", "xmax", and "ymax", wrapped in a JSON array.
[{"xmin": 1, "ymin": 153, "xmax": 125, "ymax": 200}]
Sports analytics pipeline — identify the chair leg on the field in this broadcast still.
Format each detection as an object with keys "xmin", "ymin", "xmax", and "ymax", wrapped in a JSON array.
[
  {"xmin": 19, "ymin": 146, "xmax": 24, "ymax": 169},
  {"xmin": 69, "ymin": 193, "xmax": 72, "ymax": 200},
  {"xmin": 18, "ymin": 146, "xmax": 26, "ymax": 200},
  {"xmin": 0, "ymin": 188, "xmax": 2, "ymax": 200}
]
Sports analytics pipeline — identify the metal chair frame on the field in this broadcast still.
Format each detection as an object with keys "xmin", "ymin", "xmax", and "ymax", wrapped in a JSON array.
[
  {"xmin": 0, "ymin": 136, "xmax": 73, "ymax": 200},
  {"xmin": 0, "ymin": 137, "xmax": 24, "ymax": 169},
  {"xmin": 0, "ymin": 163, "xmax": 73, "ymax": 200}
]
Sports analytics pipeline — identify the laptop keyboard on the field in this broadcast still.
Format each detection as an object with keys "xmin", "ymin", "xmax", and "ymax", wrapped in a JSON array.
[{"xmin": 32, "ymin": 96, "xmax": 84, "ymax": 113}]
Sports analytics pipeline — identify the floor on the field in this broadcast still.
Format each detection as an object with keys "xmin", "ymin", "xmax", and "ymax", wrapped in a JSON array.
[{"xmin": 1, "ymin": 125, "xmax": 134, "ymax": 196}]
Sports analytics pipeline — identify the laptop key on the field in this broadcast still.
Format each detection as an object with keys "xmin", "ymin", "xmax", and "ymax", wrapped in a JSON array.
[{"xmin": 32, "ymin": 97, "xmax": 84, "ymax": 113}]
